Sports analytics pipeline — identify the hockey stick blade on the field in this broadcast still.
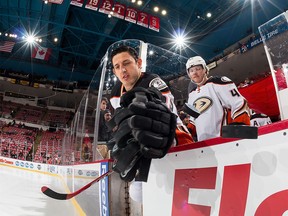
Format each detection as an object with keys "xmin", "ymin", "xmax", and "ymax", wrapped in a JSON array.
[
  {"xmin": 222, "ymin": 125, "xmax": 258, "ymax": 139},
  {"xmin": 41, "ymin": 170, "xmax": 114, "ymax": 200}
]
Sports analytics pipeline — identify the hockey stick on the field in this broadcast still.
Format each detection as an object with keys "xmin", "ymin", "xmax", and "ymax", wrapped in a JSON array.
[
  {"xmin": 41, "ymin": 170, "xmax": 114, "ymax": 200},
  {"xmin": 183, "ymin": 103, "xmax": 200, "ymax": 118}
]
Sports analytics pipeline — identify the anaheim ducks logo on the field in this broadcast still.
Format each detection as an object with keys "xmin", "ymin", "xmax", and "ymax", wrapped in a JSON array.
[
  {"xmin": 149, "ymin": 77, "xmax": 168, "ymax": 91},
  {"xmin": 221, "ymin": 76, "xmax": 232, "ymax": 82},
  {"xmin": 193, "ymin": 97, "xmax": 213, "ymax": 113}
]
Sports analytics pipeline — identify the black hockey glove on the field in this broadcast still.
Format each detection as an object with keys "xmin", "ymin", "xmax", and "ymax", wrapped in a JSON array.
[
  {"xmin": 109, "ymin": 87, "xmax": 177, "ymax": 182},
  {"xmin": 120, "ymin": 87, "xmax": 177, "ymax": 158}
]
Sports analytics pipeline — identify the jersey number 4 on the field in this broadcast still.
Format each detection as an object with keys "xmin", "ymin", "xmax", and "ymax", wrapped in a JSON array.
[{"xmin": 230, "ymin": 89, "xmax": 240, "ymax": 97}]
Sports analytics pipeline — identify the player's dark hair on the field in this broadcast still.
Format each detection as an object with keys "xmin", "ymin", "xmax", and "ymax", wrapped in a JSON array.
[{"xmin": 110, "ymin": 45, "xmax": 139, "ymax": 63}]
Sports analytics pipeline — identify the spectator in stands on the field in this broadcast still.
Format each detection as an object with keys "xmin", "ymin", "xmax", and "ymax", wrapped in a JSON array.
[
  {"xmin": 185, "ymin": 56, "xmax": 251, "ymax": 141},
  {"xmin": 179, "ymin": 111, "xmax": 197, "ymax": 141},
  {"xmin": 250, "ymin": 110, "xmax": 272, "ymax": 127},
  {"xmin": 83, "ymin": 143, "xmax": 91, "ymax": 162},
  {"xmin": 98, "ymin": 109, "xmax": 113, "ymax": 142},
  {"xmin": 100, "ymin": 97, "xmax": 109, "ymax": 111},
  {"xmin": 99, "ymin": 97, "xmax": 109, "ymax": 129}
]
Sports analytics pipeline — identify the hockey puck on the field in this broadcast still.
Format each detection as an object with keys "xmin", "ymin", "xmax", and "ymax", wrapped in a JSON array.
[{"xmin": 222, "ymin": 125, "xmax": 258, "ymax": 139}]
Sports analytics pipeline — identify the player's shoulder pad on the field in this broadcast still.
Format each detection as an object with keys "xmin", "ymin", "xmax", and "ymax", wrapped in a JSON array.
[
  {"xmin": 148, "ymin": 74, "xmax": 168, "ymax": 91},
  {"xmin": 207, "ymin": 76, "xmax": 233, "ymax": 85}
]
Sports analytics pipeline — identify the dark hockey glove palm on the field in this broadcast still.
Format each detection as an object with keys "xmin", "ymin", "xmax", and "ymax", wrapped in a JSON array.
[{"xmin": 120, "ymin": 87, "xmax": 177, "ymax": 158}]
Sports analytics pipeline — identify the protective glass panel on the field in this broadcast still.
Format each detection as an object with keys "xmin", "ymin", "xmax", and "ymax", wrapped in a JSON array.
[
  {"xmin": 60, "ymin": 39, "xmax": 187, "ymax": 164},
  {"xmin": 258, "ymin": 11, "xmax": 288, "ymax": 91}
]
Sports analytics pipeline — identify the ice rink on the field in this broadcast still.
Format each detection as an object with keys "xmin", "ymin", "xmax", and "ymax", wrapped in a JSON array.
[{"xmin": 0, "ymin": 164, "xmax": 97, "ymax": 216}]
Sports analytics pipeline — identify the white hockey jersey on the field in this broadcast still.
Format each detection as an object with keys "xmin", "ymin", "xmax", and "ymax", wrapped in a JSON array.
[{"xmin": 188, "ymin": 76, "xmax": 249, "ymax": 141}]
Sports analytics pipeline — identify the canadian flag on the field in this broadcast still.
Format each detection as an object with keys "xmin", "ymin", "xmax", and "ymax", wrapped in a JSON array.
[{"xmin": 32, "ymin": 46, "xmax": 51, "ymax": 60}]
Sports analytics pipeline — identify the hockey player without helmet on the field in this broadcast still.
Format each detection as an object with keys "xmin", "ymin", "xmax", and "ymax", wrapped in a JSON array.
[{"xmin": 186, "ymin": 56, "xmax": 209, "ymax": 74}]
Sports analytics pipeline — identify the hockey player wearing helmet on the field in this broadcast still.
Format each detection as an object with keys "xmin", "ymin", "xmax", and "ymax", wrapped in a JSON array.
[{"xmin": 186, "ymin": 56, "xmax": 251, "ymax": 141}]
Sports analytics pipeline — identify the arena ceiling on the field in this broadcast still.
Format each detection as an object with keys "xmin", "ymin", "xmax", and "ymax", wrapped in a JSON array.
[{"xmin": 0, "ymin": 0, "xmax": 287, "ymax": 83}]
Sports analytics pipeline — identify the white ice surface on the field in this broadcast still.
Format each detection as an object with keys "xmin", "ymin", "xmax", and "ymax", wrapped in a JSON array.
[{"xmin": 0, "ymin": 164, "xmax": 84, "ymax": 216}]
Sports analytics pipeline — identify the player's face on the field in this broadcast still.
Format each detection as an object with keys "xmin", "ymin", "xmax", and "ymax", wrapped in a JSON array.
[
  {"xmin": 112, "ymin": 52, "xmax": 142, "ymax": 91},
  {"xmin": 187, "ymin": 65, "xmax": 207, "ymax": 85}
]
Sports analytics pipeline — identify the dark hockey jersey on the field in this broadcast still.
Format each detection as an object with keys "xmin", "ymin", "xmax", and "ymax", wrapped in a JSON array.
[
  {"xmin": 110, "ymin": 72, "xmax": 194, "ymax": 145},
  {"xmin": 110, "ymin": 72, "xmax": 177, "ymax": 120}
]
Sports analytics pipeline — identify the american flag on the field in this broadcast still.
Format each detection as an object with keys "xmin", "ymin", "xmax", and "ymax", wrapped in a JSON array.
[{"xmin": 0, "ymin": 41, "xmax": 15, "ymax": 53}]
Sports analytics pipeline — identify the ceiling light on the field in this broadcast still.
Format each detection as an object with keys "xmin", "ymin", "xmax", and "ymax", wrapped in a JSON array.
[
  {"xmin": 149, "ymin": 50, "xmax": 154, "ymax": 55},
  {"xmin": 174, "ymin": 35, "xmax": 185, "ymax": 47},
  {"xmin": 161, "ymin": 10, "xmax": 167, "ymax": 15},
  {"xmin": 172, "ymin": 31, "xmax": 188, "ymax": 49},
  {"xmin": 137, "ymin": 1, "xmax": 142, "ymax": 5},
  {"xmin": 44, "ymin": 0, "xmax": 48, "ymax": 4},
  {"xmin": 131, "ymin": 0, "xmax": 136, "ymax": 3},
  {"xmin": 26, "ymin": 35, "xmax": 35, "ymax": 44},
  {"xmin": 206, "ymin": 12, "xmax": 212, "ymax": 18},
  {"xmin": 154, "ymin": 7, "xmax": 159, "ymax": 12},
  {"xmin": 54, "ymin": 37, "xmax": 58, "ymax": 42}
]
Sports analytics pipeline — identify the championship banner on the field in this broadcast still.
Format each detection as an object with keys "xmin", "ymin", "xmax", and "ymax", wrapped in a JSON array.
[
  {"xmin": 149, "ymin": 16, "xmax": 160, "ymax": 32},
  {"xmin": 70, "ymin": 0, "xmax": 84, "ymax": 7},
  {"xmin": 85, "ymin": 0, "xmax": 100, "ymax": 11},
  {"xmin": 48, "ymin": 0, "xmax": 63, "ymax": 4},
  {"xmin": 137, "ymin": 11, "xmax": 149, "ymax": 28},
  {"xmin": 71, "ymin": 0, "xmax": 160, "ymax": 31},
  {"xmin": 98, "ymin": 0, "xmax": 113, "ymax": 15},
  {"xmin": 125, "ymin": 7, "xmax": 137, "ymax": 23},
  {"xmin": 113, "ymin": 2, "xmax": 126, "ymax": 19}
]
